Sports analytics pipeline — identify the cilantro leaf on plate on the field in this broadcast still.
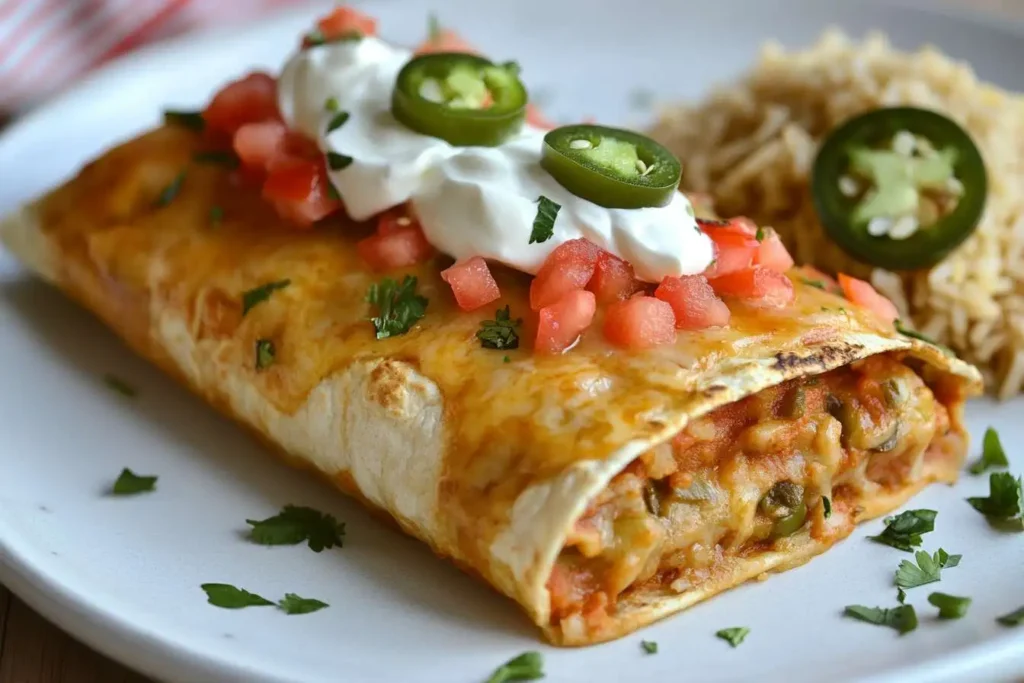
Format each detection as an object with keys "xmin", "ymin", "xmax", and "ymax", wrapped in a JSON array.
[
  {"xmin": 894, "ymin": 548, "xmax": 960, "ymax": 589},
  {"xmin": 103, "ymin": 374, "xmax": 137, "ymax": 398},
  {"xmin": 715, "ymin": 627, "xmax": 750, "ymax": 647},
  {"xmin": 278, "ymin": 593, "xmax": 329, "ymax": 615},
  {"xmin": 997, "ymin": 606, "xmax": 1024, "ymax": 626},
  {"xmin": 844, "ymin": 604, "xmax": 918, "ymax": 634},
  {"xmin": 641, "ymin": 640, "xmax": 657, "ymax": 654},
  {"xmin": 968, "ymin": 427, "xmax": 1009, "ymax": 475},
  {"xmin": 966, "ymin": 472, "xmax": 1024, "ymax": 529},
  {"xmin": 928, "ymin": 592, "xmax": 971, "ymax": 620},
  {"xmin": 868, "ymin": 509, "xmax": 936, "ymax": 551},
  {"xmin": 246, "ymin": 505, "xmax": 345, "ymax": 552},
  {"xmin": 111, "ymin": 468, "xmax": 157, "ymax": 495},
  {"xmin": 201, "ymin": 583, "xmax": 274, "ymax": 609},
  {"xmin": 485, "ymin": 651, "xmax": 544, "ymax": 683}
]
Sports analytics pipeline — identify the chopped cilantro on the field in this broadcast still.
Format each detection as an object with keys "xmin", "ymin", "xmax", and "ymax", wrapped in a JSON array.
[
  {"xmin": 966, "ymin": 472, "xmax": 1024, "ymax": 529},
  {"xmin": 163, "ymin": 110, "xmax": 204, "ymax": 131},
  {"xmin": 201, "ymin": 583, "xmax": 273, "ymax": 609},
  {"xmin": 154, "ymin": 171, "xmax": 186, "ymax": 207},
  {"xmin": 326, "ymin": 110, "xmax": 350, "ymax": 134},
  {"xmin": 968, "ymin": 427, "xmax": 1009, "ymax": 475},
  {"xmin": 303, "ymin": 29, "xmax": 327, "ymax": 47},
  {"xmin": 822, "ymin": 496, "xmax": 832, "ymax": 519},
  {"xmin": 503, "ymin": 355, "xmax": 511, "ymax": 363},
  {"xmin": 209, "ymin": 205, "xmax": 224, "ymax": 226},
  {"xmin": 897, "ymin": 587, "xmax": 907, "ymax": 604},
  {"xmin": 895, "ymin": 548, "xmax": 960, "ymax": 589},
  {"xmin": 715, "ymin": 627, "xmax": 750, "ymax": 647},
  {"xmin": 940, "ymin": 548, "xmax": 962, "ymax": 568},
  {"xmin": 869, "ymin": 509, "xmax": 937, "ymax": 552},
  {"xmin": 427, "ymin": 12, "xmax": 442, "ymax": 43},
  {"xmin": 844, "ymin": 604, "xmax": 918, "ymax": 634},
  {"xmin": 325, "ymin": 96, "xmax": 340, "ymax": 112},
  {"xmin": 801, "ymin": 277, "xmax": 827, "ymax": 290},
  {"xmin": 246, "ymin": 505, "xmax": 345, "ymax": 552},
  {"xmin": 755, "ymin": 226, "xmax": 765, "ymax": 241},
  {"xmin": 193, "ymin": 150, "xmax": 239, "ymax": 167},
  {"xmin": 529, "ymin": 196, "xmax": 560, "ymax": 244},
  {"xmin": 302, "ymin": 23, "xmax": 365, "ymax": 46},
  {"xmin": 928, "ymin": 592, "xmax": 971, "ymax": 620},
  {"xmin": 641, "ymin": 640, "xmax": 658, "ymax": 654},
  {"xmin": 111, "ymin": 468, "xmax": 157, "ymax": 495},
  {"xmin": 895, "ymin": 319, "xmax": 953, "ymax": 355},
  {"xmin": 103, "ymin": 374, "xmax": 136, "ymax": 398},
  {"xmin": 326, "ymin": 151, "xmax": 353, "ymax": 170},
  {"xmin": 366, "ymin": 275, "xmax": 428, "ymax": 339},
  {"xmin": 278, "ymin": 593, "xmax": 329, "ymax": 615},
  {"xmin": 997, "ymin": 606, "xmax": 1024, "ymax": 626},
  {"xmin": 255, "ymin": 339, "xmax": 275, "ymax": 370},
  {"xmin": 241, "ymin": 279, "xmax": 291, "ymax": 316},
  {"xmin": 477, "ymin": 305, "xmax": 522, "ymax": 350},
  {"xmin": 485, "ymin": 651, "xmax": 544, "ymax": 683}
]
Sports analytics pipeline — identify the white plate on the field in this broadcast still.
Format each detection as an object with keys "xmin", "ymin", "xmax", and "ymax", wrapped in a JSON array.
[{"xmin": 1, "ymin": 1, "xmax": 1023, "ymax": 681}]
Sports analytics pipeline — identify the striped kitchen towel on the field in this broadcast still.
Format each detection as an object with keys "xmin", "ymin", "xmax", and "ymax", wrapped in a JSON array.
[{"xmin": 0, "ymin": 0, "xmax": 307, "ymax": 115}]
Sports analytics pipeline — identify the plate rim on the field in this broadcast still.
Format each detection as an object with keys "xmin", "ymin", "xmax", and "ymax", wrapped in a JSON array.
[{"xmin": 2, "ymin": 1, "xmax": 1024, "ymax": 681}]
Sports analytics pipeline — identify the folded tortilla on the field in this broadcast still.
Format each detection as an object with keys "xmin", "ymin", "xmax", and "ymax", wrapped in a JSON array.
[{"xmin": 0, "ymin": 126, "xmax": 982, "ymax": 645}]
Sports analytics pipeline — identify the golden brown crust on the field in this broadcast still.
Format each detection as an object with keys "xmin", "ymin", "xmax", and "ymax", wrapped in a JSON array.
[{"xmin": 0, "ymin": 126, "xmax": 983, "ymax": 644}]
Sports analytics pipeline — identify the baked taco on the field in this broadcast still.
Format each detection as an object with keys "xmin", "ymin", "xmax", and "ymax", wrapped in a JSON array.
[{"xmin": 0, "ymin": 7, "xmax": 981, "ymax": 646}]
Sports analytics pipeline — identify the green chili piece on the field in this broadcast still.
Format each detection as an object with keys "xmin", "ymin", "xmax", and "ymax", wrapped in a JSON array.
[
  {"xmin": 391, "ymin": 52, "xmax": 527, "ymax": 146},
  {"xmin": 811, "ymin": 107, "xmax": 986, "ymax": 271},
  {"xmin": 541, "ymin": 124, "xmax": 682, "ymax": 209}
]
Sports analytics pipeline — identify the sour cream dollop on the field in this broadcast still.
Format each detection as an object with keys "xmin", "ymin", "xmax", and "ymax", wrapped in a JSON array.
[{"xmin": 277, "ymin": 36, "xmax": 713, "ymax": 282}]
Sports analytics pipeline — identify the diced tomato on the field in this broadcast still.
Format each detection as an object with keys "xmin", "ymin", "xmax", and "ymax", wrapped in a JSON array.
[
  {"xmin": 700, "ymin": 217, "xmax": 760, "ymax": 278},
  {"xmin": 547, "ymin": 563, "xmax": 596, "ymax": 619},
  {"xmin": 262, "ymin": 159, "xmax": 340, "ymax": 228},
  {"xmin": 233, "ymin": 121, "xmax": 287, "ymax": 171},
  {"xmin": 838, "ymin": 273, "xmax": 899, "ymax": 323},
  {"xmin": 603, "ymin": 296, "xmax": 677, "ymax": 350},
  {"xmin": 530, "ymin": 238, "xmax": 602, "ymax": 311},
  {"xmin": 587, "ymin": 251, "xmax": 643, "ymax": 303},
  {"xmin": 526, "ymin": 103, "xmax": 558, "ymax": 130},
  {"xmin": 709, "ymin": 266, "xmax": 795, "ymax": 309},
  {"xmin": 314, "ymin": 6, "xmax": 378, "ymax": 43},
  {"xmin": 414, "ymin": 28, "xmax": 478, "ymax": 55},
  {"xmin": 753, "ymin": 228, "xmax": 795, "ymax": 273},
  {"xmin": 654, "ymin": 275, "xmax": 730, "ymax": 330},
  {"xmin": 440, "ymin": 257, "xmax": 500, "ymax": 311},
  {"xmin": 535, "ymin": 290, "xmax": 597, "ymax": 354},
  {"xmin": 357, "ymin": 227, "xmax": 435, "ymax": 271},
  {"xmin": 203, "ymin": 72, "xmax": 280, "ymax": 137}
]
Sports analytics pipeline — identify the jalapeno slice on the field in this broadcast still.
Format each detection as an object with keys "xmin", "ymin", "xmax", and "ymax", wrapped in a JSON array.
[
  {"xmin": 541, "ymin": 124, "xmax": 683, "ymax": 209},
  {"xmin": 812, "ymin": 107, "xmax": 987, "ymax": 271},
  {"xmin": 391, "ymin": 52, "xmax": 527, "ymax": 147}
]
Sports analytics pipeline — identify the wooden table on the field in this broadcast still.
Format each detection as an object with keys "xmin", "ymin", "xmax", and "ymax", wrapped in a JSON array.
[{"xmin": 1, "ymin": 1, "xmax": 1022, "ymax": 680}]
